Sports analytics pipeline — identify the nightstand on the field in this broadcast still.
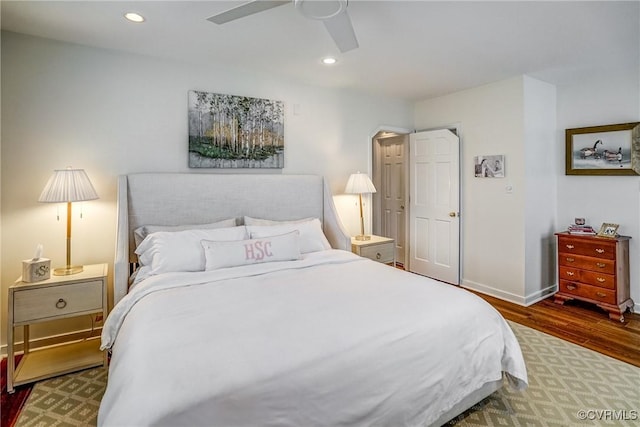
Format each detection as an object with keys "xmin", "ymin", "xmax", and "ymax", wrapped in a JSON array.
[
  {"xmin": 351, "ymin": 235, "xmax": 395, "ymax": 266},
  {"xmin": 7, "ymin": 263, "xmax": 108, "ymax": 393}
]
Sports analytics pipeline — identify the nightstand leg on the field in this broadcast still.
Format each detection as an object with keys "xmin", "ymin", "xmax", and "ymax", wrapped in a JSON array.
[
  {"xmin": 23, "ymin": 325, "xmax": 30, "ymax": 354},
  {"xmin": 7, "ymin": 325, "xmax": 15, "ymax": 393}
]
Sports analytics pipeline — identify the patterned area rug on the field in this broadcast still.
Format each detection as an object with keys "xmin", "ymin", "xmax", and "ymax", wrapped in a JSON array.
[
  {"xmin": 13, "ymin": 321, "xmax": 640, "ymax": 427},
  {"xmin": 14, "ymin": 368, "xmax": 106, "ymax": 427}
]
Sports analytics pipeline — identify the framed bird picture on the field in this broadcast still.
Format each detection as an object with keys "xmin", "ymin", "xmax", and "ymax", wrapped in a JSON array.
[{"xmin": 565, "ymin": 122, "xmax": 639, "ymax": 175}]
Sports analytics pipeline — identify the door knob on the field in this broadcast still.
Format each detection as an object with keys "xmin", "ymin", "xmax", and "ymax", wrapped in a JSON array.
[{"xmin": 449, "ymin": 212, "xmax": 458, "ymax": 217}]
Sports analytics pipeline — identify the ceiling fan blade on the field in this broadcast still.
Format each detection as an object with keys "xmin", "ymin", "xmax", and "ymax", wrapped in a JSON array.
[
  {"xmin": 207, "ymin": 1, "xmax": 289, "ymax": 24},
  {"xmin": 323, "ymin": 10, "xmax": 359, "ymax": 53}
]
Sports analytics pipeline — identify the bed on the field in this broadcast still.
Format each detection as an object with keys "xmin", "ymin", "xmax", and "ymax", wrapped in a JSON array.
[{"xmin": 98, "ymin": 173, "xmax": 527, "ymax": 427}]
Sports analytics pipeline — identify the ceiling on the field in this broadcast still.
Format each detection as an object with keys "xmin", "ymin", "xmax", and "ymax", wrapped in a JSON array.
[{"xmin": 1, "ymin": 1, "xmax": 638, "ymax": 101}]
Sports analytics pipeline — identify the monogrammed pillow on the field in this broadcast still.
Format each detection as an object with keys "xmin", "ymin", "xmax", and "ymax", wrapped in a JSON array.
[{"xmin": 201, "ymin": 231, "xmax": 301, "ymax": 270}]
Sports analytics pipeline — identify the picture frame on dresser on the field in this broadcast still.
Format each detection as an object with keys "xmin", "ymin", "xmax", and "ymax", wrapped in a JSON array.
[
  {"xmin": 565, "ymin": 122, "xmax": 640, "ymax": 175},
  {"xmin": 596, "ymin": 222, "xmax": 619, "ymax": 238}
]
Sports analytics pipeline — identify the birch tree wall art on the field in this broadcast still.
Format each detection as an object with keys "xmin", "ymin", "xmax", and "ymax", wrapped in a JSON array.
[{"xmin": 188, "ymin": 90, "xmax": 285, "ymax": 168}]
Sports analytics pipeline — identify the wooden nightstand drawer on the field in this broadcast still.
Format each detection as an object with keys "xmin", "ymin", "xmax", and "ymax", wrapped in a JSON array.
[
  {"xmin": 13, "ymin": 280, "xmax": 103, "ymax": 323},
  {"xmin": 358, "ymin": 243, "xmax": 394, "ymax": 263},
  {"xmin": 351, "ymin": 235, "xmax": 395, "ymax": 265}
]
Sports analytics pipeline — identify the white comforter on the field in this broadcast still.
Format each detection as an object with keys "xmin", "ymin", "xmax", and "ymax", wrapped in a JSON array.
[{"xmin": 99, "ymin": 250, "xmax": 527, "ymax": 427}]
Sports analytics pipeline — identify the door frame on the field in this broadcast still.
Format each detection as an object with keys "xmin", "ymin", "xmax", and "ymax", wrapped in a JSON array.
[{"xmin": 370, "ymin": 125, "xmax": 412, "ymax": 268}]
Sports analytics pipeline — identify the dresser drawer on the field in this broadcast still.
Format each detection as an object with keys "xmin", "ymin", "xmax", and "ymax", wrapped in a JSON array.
[
  {"xmin": 13, "ymin": 280, "xmax": 103, "ymax": 323},
  {"xmin": 358, "ymin": 243, "xmax": 394, "ymax": 263},
  {"xmin": 558, "ymin": 267, "xmax": 615, "ymax": 289},
  {"xmin": 559, "ymin": 280, "xmax": 616, "ymax": 305},
  {"xmin": 580, "ymin": 270, "xmax": 615, "ymax": 289},
  {"xmin": 558, "ymin": 253, "xmax": 615, "ymax": 274},
  {"xmin": 558, "ymin": 237, "xmax": 615, "ymax": 260}
]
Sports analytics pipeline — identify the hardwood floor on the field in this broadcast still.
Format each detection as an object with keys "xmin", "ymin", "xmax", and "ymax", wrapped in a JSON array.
[{"xmin": 474, "ymin": 292, "xmax": 640, "ymax": 367}]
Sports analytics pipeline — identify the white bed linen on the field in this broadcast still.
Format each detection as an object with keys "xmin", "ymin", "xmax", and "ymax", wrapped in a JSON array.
[{"xmin": 99, "ymin": 250, "xmax": 527, "ymax": 427}]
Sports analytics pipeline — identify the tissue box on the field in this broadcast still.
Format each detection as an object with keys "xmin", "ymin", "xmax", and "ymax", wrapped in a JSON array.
[{"xmin": 22, "ymin": 258, "xmax": 51, "ymax": 282}]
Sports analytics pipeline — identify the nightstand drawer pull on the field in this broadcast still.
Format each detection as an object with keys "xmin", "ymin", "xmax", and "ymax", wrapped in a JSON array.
[
  {"xmin": 565, "ymin": 271, "xmax": 575, "ymax": 276},
  {"xmin": 565, "ymin": 257, "xmax": 575, "ymax": 262},
  {"xmin": 376, "ymin": 253, "xmax": 381, "ymax": 260},
  {"xmin": 566, "ymin": 285, "xmax": 577, "ymax": 290},
  {"xmin": 55, "ymin": 298, "xmax": 67, "ymax": 309},
  {"xmin": 595, "ymin": 248, "xmax": 605, "ymax": 254},
  {"xmin": 566, "ymin": 244, "xmax": 574, "ymax": 249},
  {"xmin": 596, "ymin": 277, "xmax": 606, "ymax": 283},
  {"xmin": 596, "ymin": 262, "xmax": 606, "ymax": 268},
  {"xmin": 596, "ymin": 292, "xmax": 607, "ymax": 298}
]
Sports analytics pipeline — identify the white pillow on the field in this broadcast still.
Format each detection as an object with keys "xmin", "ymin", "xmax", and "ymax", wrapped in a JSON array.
[
  {"xmin": 243, "ymin": 216, "xmax": 315, "ymax": 226},
  {"xmin": 135, "ymin": 226, "xmax": 248, "ymax": 277},
  {"xmin": 247, "ymin": 218, "xmax": 331, "ymax": 254},
  {"xmin": 201, "ymin": 231, "xmax": 301, "ymax": 270},
  {"xmin": 133, "ymin": 218, "xmax": 237, "ymax": 247}
]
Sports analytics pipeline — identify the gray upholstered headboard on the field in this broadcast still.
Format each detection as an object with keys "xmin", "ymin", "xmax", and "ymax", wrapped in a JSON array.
[{"xmin": 114, "ymin": 173, "xmax": 350, "ymax": 305}]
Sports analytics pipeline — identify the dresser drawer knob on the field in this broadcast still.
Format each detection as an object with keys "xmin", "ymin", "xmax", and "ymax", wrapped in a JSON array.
[
  {"xmin": 566, "ymin": 244, "xmax": 575, "ymax": 249},
  {"xmin": 565, "ymin": 257, "xmax": 575, "ymax": 262},
  {"xmin": 566, "ymin": 285, "xmax": 577, "ymax": 290},
  {"xmin": 595, "ymin": 248, "xmax": 605, "ymax": 254},
  {"xmin": 596, "ymin": 277, "xmax": 606, "ymax": 283},
  {"xmin": 55, "ymin": 298, "xmax": 67, "ymax": 309},
  {"xmin": 376, "ymin": 253, "xmax": 381, "ymax": 260},
  {"xmin": 596, "ymin": 292, "xmax": 607, "ymax": 298},
  {"xmin": 565, "ymin": 271, "xmax": 575, "ymax": 276},
  {"xmin": 596, "ymin": 262, "xmax": 606, "ymax": 268}
]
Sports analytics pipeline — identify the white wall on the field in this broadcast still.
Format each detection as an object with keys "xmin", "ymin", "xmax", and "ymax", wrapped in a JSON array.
[
  {"xmin": 414, "ymin": 77, "xmax": 529, "ymax": 302},
  {"xmin": 523, "ymin": 76, "xmax": 557, "ymax": 303},
  {"xmin": 556, "ymin": 68, "xmax": 640, "ymax": 311},
  {"xmin": 0, "ymin": 31, "xmax": 413, "ymax": 352}
]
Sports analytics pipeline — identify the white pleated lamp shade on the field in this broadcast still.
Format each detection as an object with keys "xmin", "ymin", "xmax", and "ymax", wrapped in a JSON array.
[
  {"xmin": 38, "ymin": 168, "xmax": 99, "ymax": 203},
  {"xmin": 344, "ymin": 172, "xmax": 376, "ymax": 194}
]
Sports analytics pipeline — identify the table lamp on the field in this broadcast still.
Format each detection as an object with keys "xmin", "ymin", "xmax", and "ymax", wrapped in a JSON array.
[
  {"xmin": 344, "ymin": 172, "xmax": 376, "ymax": 241},
  {"xmin": 38, "ymin": 167, "xmax": 99, "ymax": 275}
]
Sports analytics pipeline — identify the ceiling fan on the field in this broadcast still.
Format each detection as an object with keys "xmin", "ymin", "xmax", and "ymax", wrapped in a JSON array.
[{"xmin": 207, "ymin": 0, "xmax": 359, "ymax": 53}]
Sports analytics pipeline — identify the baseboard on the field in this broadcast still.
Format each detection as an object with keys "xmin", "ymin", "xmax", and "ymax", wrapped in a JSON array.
[
  {"xmin": 0, "ymin": 326, "xmax": 103, "ymax": 358},
  {"xmin": 461, "ymin": 279, "xmax": 526, "ymax": 305},
  {"xmin": 523, "ymin": 284, "xmax": 558, "ymax": 306},
  {"xmin": 461, "ymin": 280, "xmax": 557, "ymax": 307}
]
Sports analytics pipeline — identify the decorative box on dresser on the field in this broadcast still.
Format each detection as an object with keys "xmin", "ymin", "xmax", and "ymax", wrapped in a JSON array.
[
  {"xmin": 351, "ymin": 235, "xmax": 395, "ymax": 266},
  {"xmin": 6, "ymin": 263, "xmax": 108, "ymax": 393},
  {"xmin": 554, "ymin": 232, "xmax": 633, "ymax": 322}
]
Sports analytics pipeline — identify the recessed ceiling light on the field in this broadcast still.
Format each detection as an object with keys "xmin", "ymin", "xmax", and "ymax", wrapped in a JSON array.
[
  {"xmin": 124, "ymin": 12, "xmax": 145, "ymax": 23},
  {"xmin": 322, "ymin": 57, "xmax": 337, "ymax": 65}
]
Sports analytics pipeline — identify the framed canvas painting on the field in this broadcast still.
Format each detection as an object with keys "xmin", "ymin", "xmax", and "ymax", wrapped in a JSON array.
[{"xmin": 188, "ymin": 90, "xmax": 285, "ymax": 168}]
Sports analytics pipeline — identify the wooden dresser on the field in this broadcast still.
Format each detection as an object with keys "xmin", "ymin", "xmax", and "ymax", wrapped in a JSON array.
[{"xmin": 554, "ymin": 232, "xmax": 633, "ymax": 322}]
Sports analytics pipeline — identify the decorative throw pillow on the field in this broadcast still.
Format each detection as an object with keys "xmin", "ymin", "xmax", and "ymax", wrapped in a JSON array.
[
  {"xmin": 133, "ymin": 218, "xmax": 237, "ymax": 248},
  {"xmin": 135, "ymin": 226, "xmax": 248, "ymax": 278},
  {"xmin": 247, "ymin": 218, "xmax": 331, "ymax": 254},
  {"xmin": 201, "ymin": 231, "xmax": 301, "ymax": 270}
]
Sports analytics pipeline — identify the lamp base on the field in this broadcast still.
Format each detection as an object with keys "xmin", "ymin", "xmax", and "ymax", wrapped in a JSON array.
[
  {"xmin": 53, "ymin": 265, "xmax": 84, "ymax": 276},
  {"xmin": 354, "ymin": 235, "xmax": 372, "ymax": 241}
]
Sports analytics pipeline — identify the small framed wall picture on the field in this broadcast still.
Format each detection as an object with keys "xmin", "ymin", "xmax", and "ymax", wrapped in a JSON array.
[
  {"xmin": 474, "ymin": 155, "xmax": 505, "ymax": 178},
  {"xmin": 596, "ymin": 222, "xmax": 619, "ymax": 238}
]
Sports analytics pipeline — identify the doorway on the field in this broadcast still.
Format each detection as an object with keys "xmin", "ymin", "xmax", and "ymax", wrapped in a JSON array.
[
  {"xmin": 372, "ymin": 127, "xmax": 461, "ymax": 284},
  {"xmin": 372, "ymin": 130, "xmax": 410, "ymax": 268}
]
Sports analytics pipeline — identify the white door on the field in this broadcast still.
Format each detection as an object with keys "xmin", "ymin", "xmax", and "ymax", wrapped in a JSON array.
[
  {"xmin": 409, "ymin": 129, "xmax": 460, "ymax": 284},
  {"xmin": 378, "ymin": 136, "xmax": 407, "ymax": 266}
]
